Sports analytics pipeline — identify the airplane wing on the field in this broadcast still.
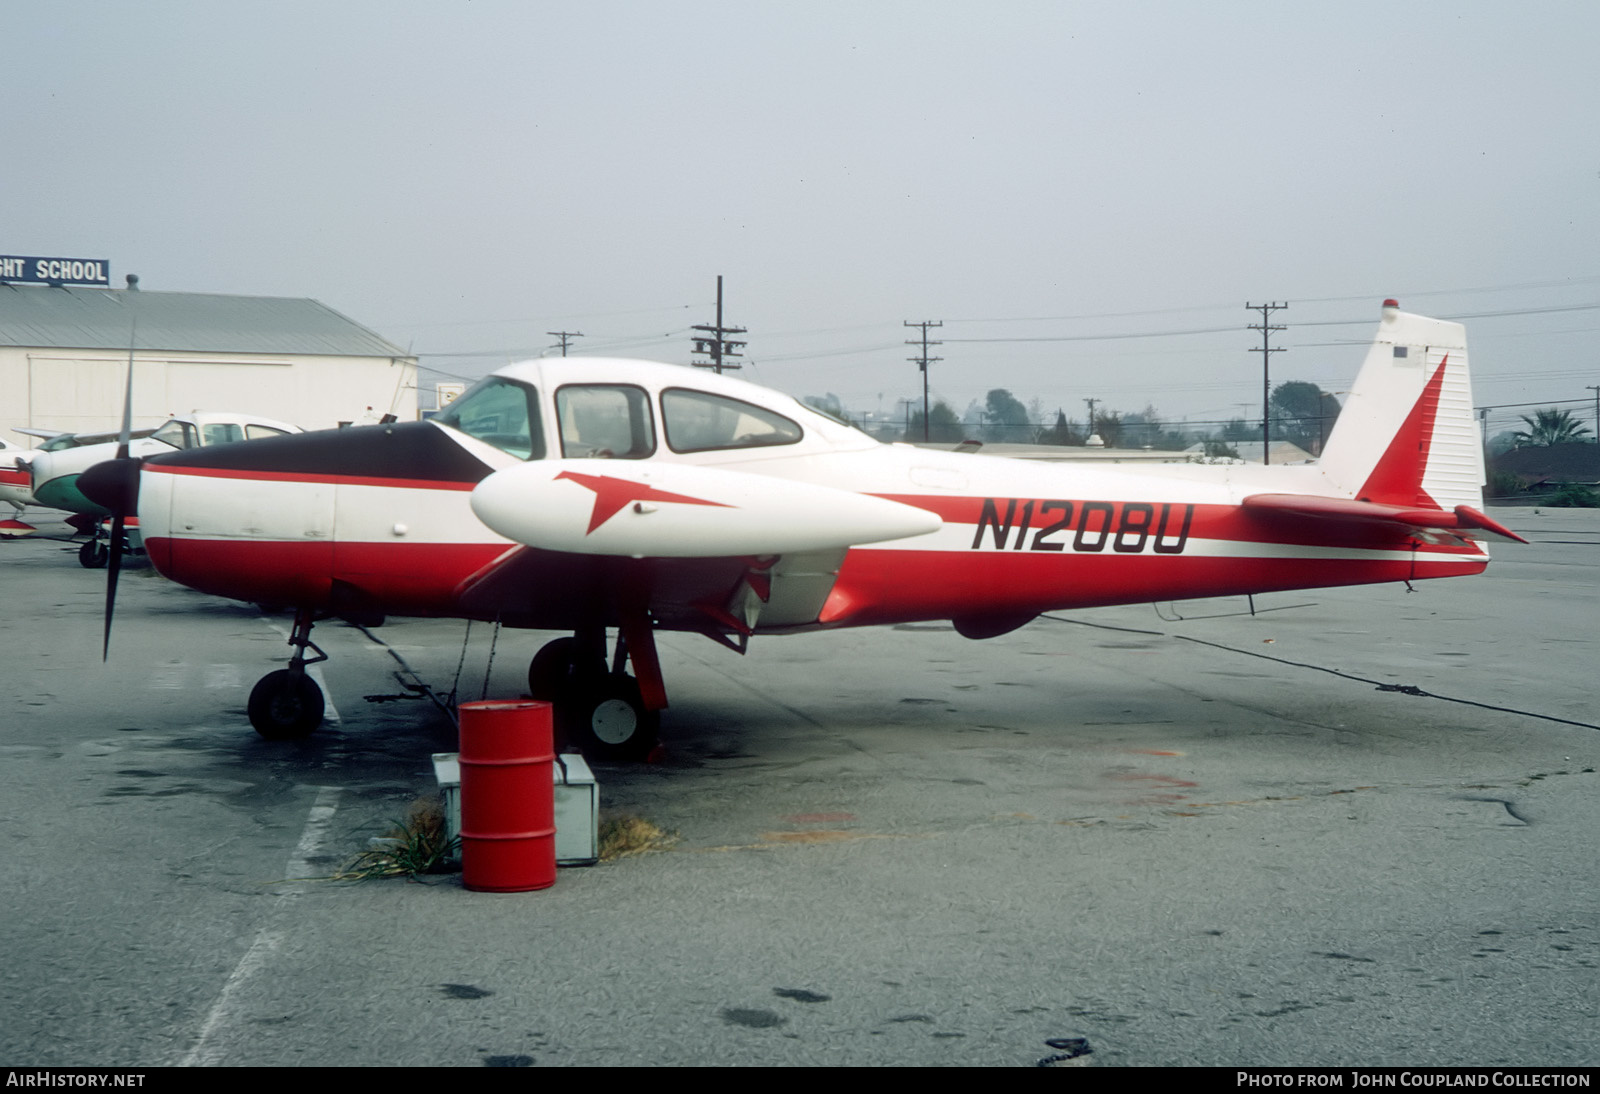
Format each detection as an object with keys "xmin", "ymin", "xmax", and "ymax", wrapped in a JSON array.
[{"xmin": 1242, "ymin": 493, "xmax": 1527, "ymax": 544}]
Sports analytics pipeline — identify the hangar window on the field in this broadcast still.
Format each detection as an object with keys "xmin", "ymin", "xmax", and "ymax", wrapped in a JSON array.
[
  {"xmin": 661, "ymin": 388, "xmax": 802, "ymax": 454},
  {"xmin": 556, "ymin": 384, "xmax": 655, "ymax": 459},
  {"xmin": 434, "ymin": 376, "xmax": 545, "ymax": 460}
]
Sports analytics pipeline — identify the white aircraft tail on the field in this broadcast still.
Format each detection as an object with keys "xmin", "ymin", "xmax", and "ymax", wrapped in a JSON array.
[{"xmin": 1316, "ymin": 301, "xmax": 1484, "ymax": 511}]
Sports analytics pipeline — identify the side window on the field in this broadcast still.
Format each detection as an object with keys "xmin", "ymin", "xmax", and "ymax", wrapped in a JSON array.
[
  {"xmin": 556, "ymin": 385, "xmax": 655, "ymax": 459},
  {"xmin": 246, "ymin": 425, "xmax": 290, "ymax": 441},
  {"xmin": 200, "ymin": 423, "xmax": 245, "ymax": 446},
  {"xmin": 662, "ymin": 388, "xmax": 803, "ymax": 454},
  {"xmin": 434, "ymin": 376, "xmax": 545, "ymax": 460}
]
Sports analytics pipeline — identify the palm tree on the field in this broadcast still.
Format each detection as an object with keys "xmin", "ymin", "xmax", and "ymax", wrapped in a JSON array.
[{"xmin": 1512, "ymin": 408, "xmax": 1592, "ymax": 448}]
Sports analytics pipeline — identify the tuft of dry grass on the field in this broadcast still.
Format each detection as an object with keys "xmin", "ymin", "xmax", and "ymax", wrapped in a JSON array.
[
  {"xmin": 598, "ymin": 813, "xmax": 677, "ymax": 861},
  {"xmin": 337, "ymin": 794, "xmax": 458, "ymax": 880}
]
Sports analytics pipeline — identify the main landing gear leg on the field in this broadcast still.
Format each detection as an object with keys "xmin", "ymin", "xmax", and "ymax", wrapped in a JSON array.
[
  {"xmin": 527, "ymin": 618, "xmax": 662, "ymax": 762},
  {"xmin": 247, "ymin": 607, "xmax": 327, "ymax": 740}
]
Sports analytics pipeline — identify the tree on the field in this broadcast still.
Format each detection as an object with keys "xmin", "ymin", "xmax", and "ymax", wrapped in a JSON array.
[
  {"xmin": 1269, "ymin": 381, "xmax": 1342, "ymax": 454},
  {"xmin": 1093, "ymin": 411, "xmax": 1124, "ymax": 448},
  {"xmin": 982, "ymin": 388, "xmax": 1031, "ymax": 442},
  {"xmin": 1044, "ymin": 410, "xmax": 1085, "ymax": 446},
  {"xmin": 1221, "ymin": 418, "xmax": 1254, "ymax": 443},
  {"xmin": 1512, "ymin": 408, "xmax": 1592, "ymax": 448},
  {"xmin": 905, "ymin": 400, "xmax": 964, "ymax": 443}
]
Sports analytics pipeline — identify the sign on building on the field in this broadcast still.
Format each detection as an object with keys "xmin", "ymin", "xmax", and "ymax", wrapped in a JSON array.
[{"xmin": 0, "ymin": 255, "xmax": 112, "ymax": 287}]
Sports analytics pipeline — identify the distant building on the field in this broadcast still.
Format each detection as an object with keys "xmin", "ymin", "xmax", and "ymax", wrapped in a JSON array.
[
  {"xmin": 1183, "ymin": 440, "xmax": 1315, "ymax": 464},
  {"xmin": 0, "ymin": 283, "xmax": 416, "ymax": 444},
  {"xmin": 1492, "ymin": 443, "xmax": 1600, "ymax": 488}
]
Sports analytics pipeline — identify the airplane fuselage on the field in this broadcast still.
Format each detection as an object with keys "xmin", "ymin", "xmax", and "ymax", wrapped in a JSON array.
[{"xmin": 133, "ymin": 361, "xmax": 1489, "ymax": 636}]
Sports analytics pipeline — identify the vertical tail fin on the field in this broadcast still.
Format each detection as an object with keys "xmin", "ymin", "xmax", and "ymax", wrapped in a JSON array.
[{"xmin": 1316, "ymin": 301, "xmax": 1483, "ymax": 511}]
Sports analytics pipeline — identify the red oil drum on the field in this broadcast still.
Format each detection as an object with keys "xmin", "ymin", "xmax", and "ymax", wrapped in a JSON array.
[{"xmin": 458, "ymin": 699, "xmax": 556, "ymax": 892}]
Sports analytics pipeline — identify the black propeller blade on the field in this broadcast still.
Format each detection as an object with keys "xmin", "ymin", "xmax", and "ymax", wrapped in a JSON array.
[
  {"xmin": 89, "ymin": 317, "xmax": 138, "ymax": 659},
  {"xmin": 77, "ymin": 453, "xmax": 141, "ymax": 659}
]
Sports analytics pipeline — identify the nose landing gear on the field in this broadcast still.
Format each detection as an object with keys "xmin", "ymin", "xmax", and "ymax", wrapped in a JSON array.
[{"xmin": 248, "ymin": 608, "xmax": 327, "ymax": 739}]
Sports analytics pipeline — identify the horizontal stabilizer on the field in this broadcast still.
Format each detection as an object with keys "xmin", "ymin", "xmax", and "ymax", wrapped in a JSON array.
[
  {"xmin": 472, "ymin": 459, "xmax": 942, "ymax": 557},
  {"xmin": 1242, "ymin": 493, "xmax": 1527, "ymax": 544}
]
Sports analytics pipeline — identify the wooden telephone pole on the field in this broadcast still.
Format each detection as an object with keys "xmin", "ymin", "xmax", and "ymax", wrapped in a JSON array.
[{"xmin": 1247, "ymin": 301, "xmax": 1288, "ymax": 464}]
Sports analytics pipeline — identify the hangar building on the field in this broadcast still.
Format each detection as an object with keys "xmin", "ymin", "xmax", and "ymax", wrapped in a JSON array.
[{"xmin": 0, "ymin": 281, "xmax": 416, "ymax": 445}]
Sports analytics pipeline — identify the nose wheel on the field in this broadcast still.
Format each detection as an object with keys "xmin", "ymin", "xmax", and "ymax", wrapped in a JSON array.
[
  {"xmin": 248, "ymin": 608, "xmax": 327, "ymax": 739},
  {"xmin": 247, "ymin": 669, "xmax": 326, "ymax": 739}
]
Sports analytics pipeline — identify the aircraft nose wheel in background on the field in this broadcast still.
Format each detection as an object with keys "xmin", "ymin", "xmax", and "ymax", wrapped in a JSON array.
[
  {"xmin": 78, "ymin": 538, "xmax": 109, "ymax": 569},
  {"xmin": 527, "ymin": 636, "xmax": 660, "ymax": 761}
]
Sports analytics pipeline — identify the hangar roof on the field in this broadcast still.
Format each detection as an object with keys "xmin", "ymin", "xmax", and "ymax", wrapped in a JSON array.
[{"xmin": 0, "ymin": 285, "xmax": 409, "ymax": 359}]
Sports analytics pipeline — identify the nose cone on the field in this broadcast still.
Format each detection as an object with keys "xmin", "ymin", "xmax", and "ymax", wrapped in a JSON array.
[{"xmin": 78, "ymin": 456, "xmax": 142, "ymax": 516}]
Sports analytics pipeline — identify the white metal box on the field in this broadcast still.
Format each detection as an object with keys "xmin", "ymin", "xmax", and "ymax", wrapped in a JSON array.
[{"xmin": 432, "ymin": 751, "xmax": 599, "ymax": 868}]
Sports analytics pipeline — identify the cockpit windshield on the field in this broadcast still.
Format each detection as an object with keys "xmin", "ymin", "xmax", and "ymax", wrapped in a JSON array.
[
  {"xmin": 434, "ymin": 376, "xmax": 545, "ymax": 460},
  {"xmin": 150, "ymin": 420, "xmax": 198, "ymax": 450}
]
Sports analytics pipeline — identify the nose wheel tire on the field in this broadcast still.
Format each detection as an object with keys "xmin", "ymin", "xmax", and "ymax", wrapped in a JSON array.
[
  {"xmin": 79, "ymin": 538, "xmax": 109, "ymax": 569},
  {"xmin": 248, "ymin": 669, "xmax": 325, "ymax": 739}
]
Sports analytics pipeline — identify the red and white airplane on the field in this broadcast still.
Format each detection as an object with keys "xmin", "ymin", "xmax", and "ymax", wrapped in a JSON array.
[{"xmin": 81, "ymin": 300, "xmax": 1522, "ymax": 758}]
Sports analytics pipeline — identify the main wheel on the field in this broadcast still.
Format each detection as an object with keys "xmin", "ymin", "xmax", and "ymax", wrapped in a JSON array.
[
  {"xmin": 79, "ymin": 538, "xmax": 109, "ymax": 569},
  {"xmin": 572, "ymin": 674, "xmax": 659, "ymax": 762},
  {"xmin": 248, "ymin": 669, "xmax": 325, "ymax": 740},
  {"xmin": 527, "ymin": 637, "xmax": 583, "ymax": 700}
]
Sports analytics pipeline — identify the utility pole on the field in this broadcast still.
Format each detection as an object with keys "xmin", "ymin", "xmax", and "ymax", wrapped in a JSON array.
[
  {"xmin": 1588, "ymin": 385, "xmax": 1600, "ymax": 442},
  {"xmin": 905, "ymin": 320, "xmax": 943, "ymax": 442},
  {"xmin": 1083, "ymin": 398, "xmax": 1098, "ymax": 438},
  {"xmin": 692, "ymin": 275, "xmax": 747, "ymax": 373},
  {"xmin": 1247, "ymin": 301, "xmax": 1288, "ymax": 464},
  {"xmin": 547, "ymin": 330, "xmax": 583, "ymax": 356}
]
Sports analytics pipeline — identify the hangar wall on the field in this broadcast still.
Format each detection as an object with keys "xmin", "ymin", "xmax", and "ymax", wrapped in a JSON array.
[
  {"xmin": 0, "ymin": 348, "xmax": 416, "ymax": 441},
  {"xmin": 0, "ymin": 284, "xmax": 418, "ymax": 446}
]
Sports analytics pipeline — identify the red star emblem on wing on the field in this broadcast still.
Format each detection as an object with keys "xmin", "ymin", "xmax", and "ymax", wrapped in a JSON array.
[{"xmin": 556, "ymin": 470, "xmax": 732, "ymax": 534}]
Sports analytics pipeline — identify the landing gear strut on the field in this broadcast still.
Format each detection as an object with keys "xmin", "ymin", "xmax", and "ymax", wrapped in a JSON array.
[
  {"xmin": 248, "ymin": 607, "xmax": 326, "ymax": 739},
  {"xmin": 528, "ymin": 623, "xmax": 661, "ymax": 762},
  {"xmin": 78, "ymin": 520, "xmax": 137, "ymax": 569}
]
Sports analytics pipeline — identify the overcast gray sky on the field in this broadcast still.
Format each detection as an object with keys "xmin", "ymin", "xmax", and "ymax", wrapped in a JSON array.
[{"xmin": 6, "ymin": 1, "xmax": 1597, "ymax": 436}]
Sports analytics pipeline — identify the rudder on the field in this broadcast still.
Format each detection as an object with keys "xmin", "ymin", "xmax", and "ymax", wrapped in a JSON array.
[{"xmin": 1316, "ymin": 301, "xmax": 1483, "ymax": 511}]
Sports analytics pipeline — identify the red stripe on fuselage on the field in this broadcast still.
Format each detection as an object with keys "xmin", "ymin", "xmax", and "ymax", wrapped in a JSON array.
[
  {"xmin": 144, "ymin": 463, "xmax": 478, "ymax": 492},
  {"xmin": 148, "ymin": 537, "xmax": 509, "ymax": 614}
]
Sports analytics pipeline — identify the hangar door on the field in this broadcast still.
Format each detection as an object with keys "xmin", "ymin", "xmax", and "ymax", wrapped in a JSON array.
[
  {"xmin": 26, "ymin": 355, "xmax": 131, "ymax": 434},
  {"xmin": 26, "ymin": 356, "xmax": 300, "ymax": 434}
]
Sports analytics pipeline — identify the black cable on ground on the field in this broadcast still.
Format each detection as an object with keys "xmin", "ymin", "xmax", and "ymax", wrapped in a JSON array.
[{"xmin": 1041, "ymin": 613, "xmax": 1600, "ymax": 733}]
